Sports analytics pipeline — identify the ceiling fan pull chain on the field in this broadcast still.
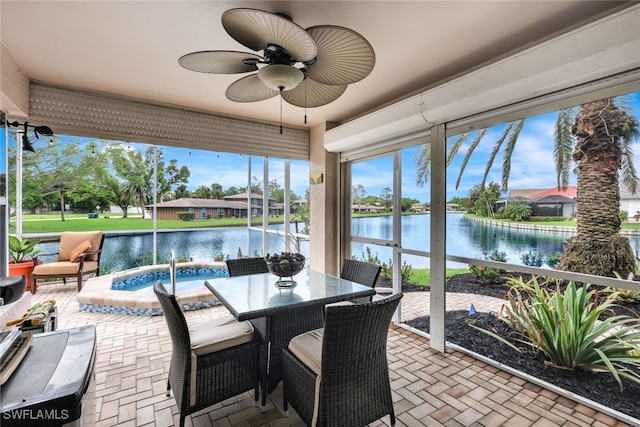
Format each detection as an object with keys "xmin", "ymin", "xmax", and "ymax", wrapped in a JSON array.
[
  {"xmin": 280, "ymin": 89, "xmax": 284, "ymax": 134},
  {"xmin": 304, "ymin": 79, "xmax": 308, "ymax": 124}
]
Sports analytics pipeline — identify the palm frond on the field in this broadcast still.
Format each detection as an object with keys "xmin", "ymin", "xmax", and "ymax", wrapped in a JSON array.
[
  {"xmin": 501, "ymin": 120, "xmax": 525, "ymax": 192},
  {"xmin": 481, "ymin": 124, "xmax": 512, "ymax": 190},
  {"xmin": 618, "ymin": 98, "xmax": 640, "ymax": 194},
  {"xmin": 447, "ymin": 133, "xmax": 470, "ymax": 167},
  {"xmin": 621, "ymin": 140, "xmax": 638, "ymax": 195},
  {"xmin": 413, "ymin": 144, "xmax": 431, "ymax": 187},
  {"xmin": 455, "ymin": 128, "xmax": 487, "ymax": 190},
  {"xmin": 553, "ymin": 107, "xmax": 575, "ymax": 190}
]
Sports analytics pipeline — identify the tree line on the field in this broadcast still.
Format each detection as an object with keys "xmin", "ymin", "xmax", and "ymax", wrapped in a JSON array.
[
  {"xmin": 8, "ymin": 138, "xmax": 303, "ymax": 220},
  {"xmin": 351, "ymin": 184, "xmax": 425, "ymax": 212}
]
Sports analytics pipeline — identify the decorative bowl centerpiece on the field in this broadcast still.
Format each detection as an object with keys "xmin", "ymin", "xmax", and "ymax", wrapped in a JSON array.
[{"xmin": 265, "ymin": 252, "xmax": 306, "ymax": 287}]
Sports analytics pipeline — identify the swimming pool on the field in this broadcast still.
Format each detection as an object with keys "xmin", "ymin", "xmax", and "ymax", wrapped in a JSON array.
[
  {"xmin": 77, "ymin": 262, "xmax": 228, "ymax": 316},
  {"xmin": 111, "ymin": 266, "xmax": 228, "ymax": 292}
]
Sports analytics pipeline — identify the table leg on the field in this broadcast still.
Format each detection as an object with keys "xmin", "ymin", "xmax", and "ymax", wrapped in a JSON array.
[{"xmin": 249, "ymin": 317, "xmax": 270, "ymax": 406}]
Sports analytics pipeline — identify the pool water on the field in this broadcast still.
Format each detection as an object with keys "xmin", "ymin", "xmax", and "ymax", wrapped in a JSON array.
[{"xmin": 112, "ymin": 267, "xmax": 228, "ymax": 292}]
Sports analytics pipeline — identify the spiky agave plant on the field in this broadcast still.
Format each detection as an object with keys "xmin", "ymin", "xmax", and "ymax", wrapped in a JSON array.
[{"xmin": 471, "ymin": 276, "xmax": 640, "ymax": 390}]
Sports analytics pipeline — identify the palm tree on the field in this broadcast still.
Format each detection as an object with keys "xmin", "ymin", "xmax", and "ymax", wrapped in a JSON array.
[{"xmin": 416, "ymin": 97, "xmax": 640, "ymax": 277}]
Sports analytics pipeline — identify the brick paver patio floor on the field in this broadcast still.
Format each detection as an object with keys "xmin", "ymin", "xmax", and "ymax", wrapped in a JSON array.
[{"xmin": 27, "ymin": 282, "xmax": 636, "ymax": 427}]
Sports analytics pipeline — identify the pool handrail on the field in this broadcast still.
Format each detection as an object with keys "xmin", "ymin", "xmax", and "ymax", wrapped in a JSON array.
[{"xmin": 169, "ymin": 250, "xmax": 176, "ymax": 295}]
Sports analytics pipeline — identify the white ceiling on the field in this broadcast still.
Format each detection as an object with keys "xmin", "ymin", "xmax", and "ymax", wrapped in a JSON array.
[{"xmin": 1, "ymin": 1, "xmax": 633, "ymax": 129}]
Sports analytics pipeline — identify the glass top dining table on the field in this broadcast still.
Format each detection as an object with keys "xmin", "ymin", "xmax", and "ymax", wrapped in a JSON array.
[
  {"xmin": 204, "ymin": 268, "xmax": 376, "ymax": 403},
  {"xmin": 205, "ymin": 268, "xmax": 377, "ymax": 321}
]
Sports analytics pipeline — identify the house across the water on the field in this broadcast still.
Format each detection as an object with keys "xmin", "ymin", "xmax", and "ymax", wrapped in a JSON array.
[{"xmin": 498, "ymin": 187, "xmax": 577, "ymax": 217}]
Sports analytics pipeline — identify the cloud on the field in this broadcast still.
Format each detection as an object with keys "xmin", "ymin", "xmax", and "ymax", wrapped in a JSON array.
[{"xmin": 178, "ymin": 152, "xmax": 310, "ymax": 196}]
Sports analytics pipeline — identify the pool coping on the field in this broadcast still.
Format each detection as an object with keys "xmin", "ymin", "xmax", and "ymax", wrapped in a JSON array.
[{"xmin": 77, "ymin": 261, "xmax": 228, "ymax": 316}]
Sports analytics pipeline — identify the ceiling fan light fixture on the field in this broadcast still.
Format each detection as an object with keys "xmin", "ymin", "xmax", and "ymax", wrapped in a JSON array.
[{"xmin": 258, "ymin": 64, "xmax": 304, "ymax": 91}]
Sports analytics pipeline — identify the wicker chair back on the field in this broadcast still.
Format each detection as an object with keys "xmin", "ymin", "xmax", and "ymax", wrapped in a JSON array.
[
  {"xmin": 340, "ymin": 259, "xmax": 382, "ymax": 303},
  {"xmin": 226, "ymin": 257, "xmax": 269, "ymax": 277},
  {"xmin": 283, "ymin": 293, "xmax": 403, "ymax": 426},
  {"xmin": 154, "ymin": 281, "xmax": 260, "ymax": 427}
]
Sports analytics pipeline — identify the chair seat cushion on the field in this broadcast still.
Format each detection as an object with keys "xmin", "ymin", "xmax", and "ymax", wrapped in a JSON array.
[
  {"xmin": 288, "ymin": 327, "xmax": 324, "ymax": 375},
  {"xmin": 33, "ymin": 260, "xmax": 98, "ymax": 276},
  {"xmin": 325, "ymin": 300, "xmax": 354, "ymax": 308},
  {"xmin": 190, "ymin": 316, "xmax": 254, "ymax": 356}
]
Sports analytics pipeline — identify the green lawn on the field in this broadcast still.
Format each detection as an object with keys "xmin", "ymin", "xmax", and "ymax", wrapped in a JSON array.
[
  {"xmin": 11, "ymin": 214, "xmax": 288, "ymax": 234},
  {"xmin": 407, "ymin": 267, "xmax": 469, "ymax": 288}
]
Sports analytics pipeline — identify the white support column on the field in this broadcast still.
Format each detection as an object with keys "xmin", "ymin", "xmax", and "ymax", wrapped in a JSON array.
[
  {"xmin": 429, "ymin": 124, "xmax": 447, "ymax": 352},
  {"xmin": 392, "ymin": 150, "xmax": 402, "ymax": 323},
  {"xmin": 246, "ymin": 156, "xmax": 251, "ymax": 257},
  {"xmin": 263, "ymin": 157, "xmax": 269, "ymax": 257},
  {"xmin": 152, "ymin": 146, "xmax": 158, "ymax": 265},
  {"xmin": 15, "ymin": 130, "xmax": 23, "ymax": 239},
  {"xmin": 284, "ymin": 159, "xmax": 291, "ymax": 252}
]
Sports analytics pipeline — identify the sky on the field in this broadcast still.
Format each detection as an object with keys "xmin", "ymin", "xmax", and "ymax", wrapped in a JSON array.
[
  {"xmin": 7, "ymin": 91, "xmax": 640, "ymax": 204},
  {"xmin": 352, "ymin": 91, "xmax": 640, "ymax": 203},
  {"xmin": 157, "ymin": 147, "xmax": 312, "ymax": 198}
]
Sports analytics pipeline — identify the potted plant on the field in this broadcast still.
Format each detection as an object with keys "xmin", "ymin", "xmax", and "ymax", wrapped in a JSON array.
[{"xmin": 8, "ymin": 236, "xmax": 43, "ymax": 292}]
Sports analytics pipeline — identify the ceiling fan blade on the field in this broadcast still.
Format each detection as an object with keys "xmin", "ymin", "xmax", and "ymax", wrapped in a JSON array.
[
  {"xmin": 222, "ymin": 8, "xmax": 317, "ymax": 63},
  {"xmin": 282, "ymin": 78, "xmax": 347, "ymax": 108},
  {"xmin": 179, "ymin": 51, "xmax": 261, "ymax": 74},
  {"xmin": 226, "ymin": 74, "xmax": 279, "ymax": 102},
  {"xmin": 304, "ymin": 25, "xmax": 375, "ymax": 85}
]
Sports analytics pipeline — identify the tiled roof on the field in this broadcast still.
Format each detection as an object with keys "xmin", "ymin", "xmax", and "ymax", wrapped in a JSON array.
[
  {"xmin": 527, "ymin": 186, "xmax": 577, "ymax": 199},
  {"xmin": 223, "ymin": 192, "xmax": 274, "ymax": 201},
  {"xmin": 509, "ymin": 188, "xmax": 548, "ymax": 198},
  {"xmin": 146, "ymin": 198, "xmax": 246, "ymax": 208}
]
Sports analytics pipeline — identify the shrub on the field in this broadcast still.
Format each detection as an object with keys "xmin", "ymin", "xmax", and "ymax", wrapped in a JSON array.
[
  {"xmin": 601, "ymin": 272, "xmax": 640, "ymax": 303},
  {"xmin": 469, "ymin": 264, "xmax": 502, "ymax": 282},
  {"xmin": 469, "ymin": 249, "xmax": 507, "ymax": 283},
  {"xmin": 136, "ymin": 250, "xmax": 159, "ymax": 267},
  {"xmin": 521, "ymin": 250, "xmax": 545, "ymax": 267},
  {"xmin": 177, "ymin": 211, "xmax": 195, "ymax": 221},
  {"xmin": 356, "ymin": 248, "xmax": 412, "ymax": 283},
  {"xmin": 620, "ymin": 210, "xmax": 629, "ymax": 221},
  {"xmin": 486, "ymin": 249, "xmax": 508, "ymax": 262},
  {"xmin": 498, "ymin": 202, "xmax": 532, "ymax": 221},
  {"xmin": 213, "ymin": 253, "xmax": 228, "ymax": 262},
  {"xmin": 545, "ymin": 252, "xmax": 561, "ymax": 268},
  {"xmin": 528, "ymin": 216, "xmax": 571, "ymax": 222},
  {"xmin": 602, "ymin": 287, "xmax": 640, "ymax": 304},
  {"xmin": 473, "ymin": 276, "xmax": 640, "ymax": 390},
  {"xmin": 399, "ymin": 260, "xmax": 413, "ymax": 284}
]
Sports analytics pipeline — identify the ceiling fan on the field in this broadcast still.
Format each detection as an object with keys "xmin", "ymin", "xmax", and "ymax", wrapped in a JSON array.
[{"xmin": 178, "ymin": 8, "xmax": 375, "ymax": 126}]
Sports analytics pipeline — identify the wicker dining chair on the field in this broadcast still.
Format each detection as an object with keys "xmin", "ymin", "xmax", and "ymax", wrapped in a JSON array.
[
  {"xmin": 226, "ymin": 257, "xmax": 269, "ymax": 277},
  {"xmin": 153, "ymin": 281, "xmax": 260, "ymax": 427},
  {"xmin": 282, "ymin": 292, "xmax": 403, "ymax": 427},
  {"xmin": 340, "ymin": 258, "xmax": 382, "ymax": 302}
]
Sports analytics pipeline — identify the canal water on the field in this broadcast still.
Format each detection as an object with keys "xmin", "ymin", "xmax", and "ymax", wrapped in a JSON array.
[{"xmin": 33, "ymin": 215, "xmax": 640, "ymax": 274}]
